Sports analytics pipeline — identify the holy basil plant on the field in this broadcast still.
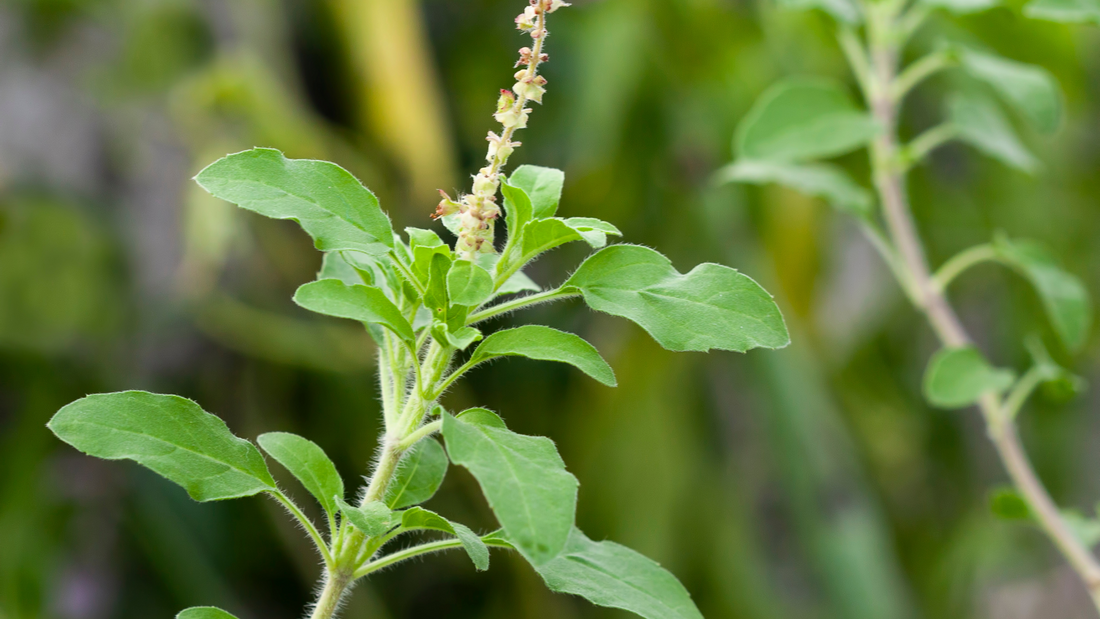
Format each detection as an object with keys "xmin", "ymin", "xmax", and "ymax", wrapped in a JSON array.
[
  {"xmin": 721, "ymin": 0, "xmax": 1097, "ymax": 610},
  {"xmin": 46, "ymin": 3, "xmax": 788, "ymax": 619}
]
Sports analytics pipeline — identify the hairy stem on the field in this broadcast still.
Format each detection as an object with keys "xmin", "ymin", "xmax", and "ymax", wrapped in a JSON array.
[
  {"xmin": 466, "ymin": 288, "xmax": 580, "ymax": 325},
  {"xmin": 859, "ymin": 7, "xmax": 1100, "ymax": 608}
]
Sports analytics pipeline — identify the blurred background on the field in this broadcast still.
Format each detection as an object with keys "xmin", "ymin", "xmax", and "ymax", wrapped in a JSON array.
[{"xmin": 1, "ymin": 0, "xmax": 1099, "ymax": 617}]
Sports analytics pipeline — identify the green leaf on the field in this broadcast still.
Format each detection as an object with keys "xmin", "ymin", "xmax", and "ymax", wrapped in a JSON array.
[
  {"xmin": 960, "ymin": 49, "xmax": 1062, "ymax": 133},
  {"xmin": 994, "ymin": 236, "xmax": 1092, "ymax": 352},
  {"xmin": 509, "ymin": 165, "xmax": 565, "ymax": 219},
  {"xmin": 990, "ymin": 487, "xmax": 1031, "ymax": 520},
  {"xmin": 563, "ymin": 245, "xmax": 789, "ymax": 353},
  {"xmin": 442, "ymin": 412, "xmax": 578, "ymax": 565},
  {"xmin": 401, "ymin": 507, "xmax": 490, "ymax": 571},
  {"xmin": 293, "ymin": 279, "xmax": 415, "ymax": 344},
  {"xmin": 337, "ymin": 497, "xmax": 394, "ymax": 537},
  {"xmin": 48, "ymin": 391, "xmax": 275, "ymax": 502},
  {"xmin": 947, "ymin": 92, "xmax": 1038, "ymax": 173},
  {"xmin": 1025, "ymin": 336, "xmax": 1086, "ymax": 397},
  {"xmin": 717, "ymin": 160, "xmax": 873, "ymax": 217},
  {"xmin": 502, "ymin": 179, "xmax": 535, "ymax": 245},
  {"xmin": 1063, "ymin": 510, "xmax": 1100, "ymax": 548},
  {"xmin": 497, "ymin": 270, "xmax": 541, "ymax": 296},
  {"xmin": 1025, "ymin": 0, "xmax": 1100, "ymax": 24},
  {"xmin": 257, "ymin": 432, "xmax": 343, "ymax": 518},
  {"xmin": 735, "ymin": 78, "xmax": 878, "ymax": 163},
  {"xmin": 432, "ymin": 322, "xmax": 483, "ymax": 350},
  {"xmin": 194, "ymin": 148, "xmax": 394, "ymax": 256},
  {"xmin": 920, "ymin": 0, "xmax": 999, "ymax": 13},
  {"xmin": 468, "ymin": 325, "xmax": 617, "ymax": 387},
  {"xmin": 456, "ymin": 407, "xmax": 508, "ymax": 428},
  {"xmin": 534, "ymin": 527, "xmax": 704, "ymax": 619},
  {"xmin": 319, "ymin": 252, "xmax": 367, "ymax": 286},
  {"xmin": 521, "ymin": 217, "xmax": 623, "ymax": 262},
  {"xmin": 386, "ymin": 439, "xmax": 449, "ymax": 509},
  {"xmin": 406, "ymin": 227, "xmax": 444, "ymax": 249},
  {"xmin": 776, "ymin": 0, "xmax": 862, "ymax": 23},
  {"xmin": 176, "ymin": 607, "xmax": 239, "ymax": 619},
  {"xmin": 447, "ymin": 260, "xmax": 495, "ymax": 307},
  {"xmin": 423, "ymin": 251, "xmax": 453, "ymax": 316},
  {"xmin": 923, "ymin": 346, "xmax": 1016, "ymax": 409}
]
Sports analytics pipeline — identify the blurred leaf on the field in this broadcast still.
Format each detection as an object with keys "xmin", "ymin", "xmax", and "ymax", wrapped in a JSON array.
[
  {"xmin": 735, "ymin": 78, "xmax": 878, "ymax": 163},
  {"xmin": 258, "ymin": 432, "xmax": 344, "ymax": 518},
  {"xmin": 994, "ymin": 236, "xmax": 1092, "ymax": 352},
  {"xmin": 468, "ymin": 325, "xmax": 618, "ymax": 387},
  {"xmin": 1024, "ymin": 0, "xmax": 1100, "ymax": 24},
  {"xmin": 1061, "ymin": 510, "xmax": 1100, "ymax": 548},
  {"xmin": 563, "ymin": 245, "xmax": 790, "ymax": 352},
  {"xmin": 176, "ymin": 608, "xmax": 239, "ymax": 619},
  {"xmin": 386, "ymin": 439, "xmax": 449, "ymax": 509},
  {"xmin": 447, "ymin": 260, "xmax": 494, "ymax": 307},
  {"xmin": 400, "ymin": 507, "xmax": 489, "ymax": 571},
  {"xmin": 293, "ymin": 279, "xmax": 414, "ymax": 344},
  {"xmin": 534, "ymin": 527, "xmax": 704, "ymax": 619},
  {"xmin": 336, "ymin": 498, "xmax": 393, "ymax": 537},
  {"xmin": 776, "ymin": 0, "xmax": 862, "ymax": 23},
  {"xmin": 923, "ymin": 347, "xmax": 1016, "ymax": 409},
  {"xmin": 961, "ymin": 49, "xmax": 1062, "ymax": 133},
  {"xmin": 441, "ymin": 412, "xmax": 578, "ymax": 566},
  {"xmin": 990, "ymin": 488, "xmax": 1031, "ymax": 520},
  {"xmin": 947, "ymin": 92, "xmax": 1038, "ymax": 173},
  {"xmin": 509, "ymin": 165, "xmax": 565, "ymax": 219},
  {"xmin": 48, "ymin": 392, "xmax": 275, "ymax": 501},
  {"xmin": 195, "ymin": 148, "xmax": 394, "ymax": 256},
  {"xmin": 920, "ymin": 0, "xmax": 1000, "ymax": 13},
  {"xmin": 717, "ymin": 160, "xmax": 873, "ymax": 217}
]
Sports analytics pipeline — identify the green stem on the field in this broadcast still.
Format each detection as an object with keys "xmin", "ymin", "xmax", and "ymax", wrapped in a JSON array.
[
  {"xmin": 1000, "ymin": 366, "xmax": 1048, "ymax": 422},
  {"xmin": 391, "ymin": 252, "xmax": 426, "ymax": 297},
  {"xmin": 271, "ymin": 490, "xmax": 334, "ymax": 568},
  {"xmin": 932, "ymin": 243, "xmax": 997, "ymax": 291},
  {"xmin": 397, "ymin": 420, "xmax": 443, "ymax": 450},
  {"xmin": 902, "ymin": 123, "xmax": 959, "ymax": 168},
  {"xmin": 309, "ymin": 571, "xmax": 353, "ymax": 619},
  {"xmin": 892, "ymin": 50, "xmax": 956, "ymax": 101},
  {"xmin": 353, "ymin": 537, "xmax": 514, "ymax": 579},
  {"xmin": 466, "ymin": 288, "xmax": 580, "ymax": 325}
]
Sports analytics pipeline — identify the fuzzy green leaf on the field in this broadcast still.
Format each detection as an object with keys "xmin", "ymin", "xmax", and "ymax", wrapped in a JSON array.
[
  {"xmin": 947, "ymin": 92, "xmax": 1038, "ymax": 173},
  {"xmin": 735, "ymin": 78, "xmax": 878, "ymax": 162},
  {"xmin": 1025, "ymin": 0, "xmax": 1100, "ymax": 24},
  {"xmin": 176, "ymin": 607, "xmax": 239, "ymax": 619},
  {"xmin": 502, "ymin": 179, "xmax": 535, "ymax": 244},
  {"xmin": 432, "ymin": 322, "xmax": 483, "ymax": 350},
  {"xmin": 563, "ymin": 245, "xmax": 789, "ymax": 353},
  {"xmin": 509, "ymin": 165, "xmax": 565, "ymax": 219},
  {"xmin": 995, "ymin": 236, "xmax": 1092, "ymax": 351},
  {"xmin": 406, "ymin": 227, "xmax": 444, "ymax": 249},
  {"xmin": 777, "ymin": 0, "xmax": 862, "ymax": 23},
  {"xmin": 468, "ymin": 325, "xmax": 617, "ymax": 387},
  {"xmin": 442, "ymin": 412, "xmax": 578, "ymax": 566},
  {"xmin": 337, "ymin": 498, "xmax": 394, "ymax": 537},
  {"xmin": 194, "ymin": 148, "xmax": 393, "ymax": 256},
  {"xmin": 447, "ymin": 260, "xmax": 495, "ymax": 307},
  {"xmin": 521, "ymin": 217, "xmax": 623, "ymax": 261},
  {"xmin": 293, "ymin": 279, "xmax": 415, "ymax": 344},
  {"xmin": 456, "ymin": 407, "xmax": 508, "ymax": 428},
  {"xmin": 386, "ymin": 439, "xmax": 449, "ymax": 509},
  {"xmin": 257, "ymin": 432, "xmax": 343, "ymax": 518},
  {"xmin": 920, "ymin": 0, "xmax": 999, "ymax": 13},
  {"xmin": 318, "ymin": 252, "xmax": 367, "ymax": 286},
  {"xmin": 923, "ymin": 347, "xmax": 1017, "ymax": 409},
  {"xmin": 401, "ymin": 507, "xmax": 490, "ymax": 570},
  {"xmin": 718, "ymin": 159, "xmax": 873, "ymax": 217},
  {"xmin": 534, "ymin": 527, "xmax": 704, "ymax": 619},
  {"xmin": 48, "ymin": 391, "xmax": 275, "ymax": 502},
  {"xmin": 961, "ymin": 49, "xmax": 1062, "ymax": 133},
  {"xmin": 498, "ymin": 270, "xmax": 541, "ymax": 296}
]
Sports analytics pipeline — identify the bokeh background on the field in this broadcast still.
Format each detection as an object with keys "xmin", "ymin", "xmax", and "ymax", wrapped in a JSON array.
[{"xmin": 2, "ymin": 0, "xmax": 1099, "ymax": 617}]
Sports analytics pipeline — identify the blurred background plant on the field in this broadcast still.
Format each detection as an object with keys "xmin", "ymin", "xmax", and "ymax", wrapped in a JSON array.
[{"xmin": 1, "ymin": 0, "xmax": 1098, "ymax": 618}]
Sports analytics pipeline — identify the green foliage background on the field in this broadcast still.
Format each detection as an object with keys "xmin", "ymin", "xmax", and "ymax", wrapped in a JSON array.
[{"xmin": 1, "ymin": 0, "xmax": 1099, "ymax": 617}]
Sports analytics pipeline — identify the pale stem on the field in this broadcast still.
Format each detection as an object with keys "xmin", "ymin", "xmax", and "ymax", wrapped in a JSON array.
[
  {"xmin": 858, "ymin": 10, "xmax": 1100, "ymax": 609},
  {"xmin": 932, "ymin": 243, "xmax": 997, "ymax": 291}
]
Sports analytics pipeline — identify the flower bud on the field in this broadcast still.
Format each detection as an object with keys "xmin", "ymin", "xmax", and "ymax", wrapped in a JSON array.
[
  {"xmin": 546, "ymin": 0, "xmax": 571, "ymax": 12},
  {"xmin": 496, "ymin": 89, "xmax": 516, "ymax": 114},
  {"xmin": 515, "ymin": 6, "xmax": 538, "ymax": 30},
  {"xmin": 473, "ymin": 171, "xmax": 499, "ymax": 195},
  {"xmin": 513, "ymin": 80, "xmax": 545, "ymax": 104},
  {"xmin": 433, "ymin": 190, "xmax": 461, "ymax": 219}
]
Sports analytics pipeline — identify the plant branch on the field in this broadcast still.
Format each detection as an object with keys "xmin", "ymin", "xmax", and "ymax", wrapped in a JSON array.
[
  {"xmin": 353, "ymin": 539, "xmax": 466, "ymax": 578},
  {"xmin": 466, "ymin": 288, "xmax": 580, "ymax": 325},
  {"xmin": 857, "ymin": 13, "xmax": 1100, "ymax": 610},
  {"xmin": 397, "ymin": 420, "xmax": 443, "ymax": 450},
  {"xmin": 270, "ymin": 490, "xmax": 334, "ymax": 568},
  {"xmin": 999, "ymin": 366, "xmax": 1048, "ymax": 423},
  {"xmin": 892, "ymin": 50, "xmax": 955, "ymax": 101},
  {"xmin": 901, "ymin": 122, "xmax": 959, "ymax": 168},
  {"xmin": 932, "ymin": 243, "xmax": 998, "ymax": 291}
]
